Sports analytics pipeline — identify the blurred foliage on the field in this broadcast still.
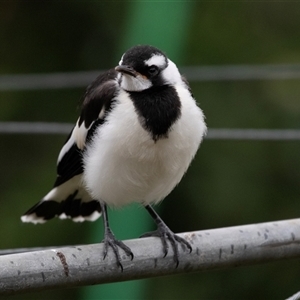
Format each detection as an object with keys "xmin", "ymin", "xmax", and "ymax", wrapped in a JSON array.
[{"xmin": 1, "ymin": 1, "xmax": 300, "ymax": 300}]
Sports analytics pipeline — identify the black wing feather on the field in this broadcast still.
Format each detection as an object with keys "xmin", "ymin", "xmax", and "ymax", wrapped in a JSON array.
[{"xmin": 54, "ymin": 69, "xmax": 118, "ymax": 187}]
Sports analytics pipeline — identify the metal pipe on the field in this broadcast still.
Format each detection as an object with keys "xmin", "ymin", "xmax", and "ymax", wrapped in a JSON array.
[{"xmin": 1, "ymin": 218, "xmax": 300, "ymax": 295}]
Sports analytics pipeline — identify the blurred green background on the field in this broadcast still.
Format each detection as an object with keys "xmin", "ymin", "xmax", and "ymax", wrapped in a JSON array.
[{"xmin": 1, "ymin": 1, "xmax": 300, "ymax": 299}]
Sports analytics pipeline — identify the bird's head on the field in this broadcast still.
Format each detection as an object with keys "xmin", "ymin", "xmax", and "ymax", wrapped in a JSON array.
[{"xmin": 115, "ymin": 45, "xmax": 182, "ymax": 92}]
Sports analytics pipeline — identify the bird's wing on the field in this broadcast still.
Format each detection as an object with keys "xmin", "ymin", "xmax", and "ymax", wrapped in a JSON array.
[
  {"xmin": 54, "ymin": 69, "xmax": 119, "ymax": 187},
  {"xmin": 21, "ymin": 69, "xmax": 119, "ymax": 223}
]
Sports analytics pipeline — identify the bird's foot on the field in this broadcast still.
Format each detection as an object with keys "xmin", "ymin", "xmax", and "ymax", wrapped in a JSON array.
[
  {"xmin": 102, "ymin": 227, "xmax": 134, "ymax": 271},
  {"xmin": 140, "ymin": 222, "xmax": 192, "ymax": 267}
]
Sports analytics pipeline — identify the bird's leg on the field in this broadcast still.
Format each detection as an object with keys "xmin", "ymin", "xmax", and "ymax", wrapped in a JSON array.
[
  {"xmin": 100, "ymin": 202, "xmax": 133, "ymax": 271},
  {"xmin": 140, "ymin": 204, "xmax": 192, "ymax": 267}
]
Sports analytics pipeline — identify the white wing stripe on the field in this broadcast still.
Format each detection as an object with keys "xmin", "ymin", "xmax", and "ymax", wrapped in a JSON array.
[{"xmin": 57, "ymin": 119, "xmax": 88, "ymax": 164}]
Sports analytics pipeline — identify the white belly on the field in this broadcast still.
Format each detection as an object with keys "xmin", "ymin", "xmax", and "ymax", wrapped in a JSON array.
[{"xmin": 83, "ymin": 87, "xmax": 206, "ymax": 207}]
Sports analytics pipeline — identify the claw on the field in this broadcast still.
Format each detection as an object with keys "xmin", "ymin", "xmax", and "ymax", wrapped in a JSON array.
[
  {"xmin": 102, "ymin": 227, "xmax": 134, "ymax": 271},
  {"xmin": 141, "ymin": 222, "xmax": 192, "ymax": 267},
  {"xmin": 100, "ymin": 202, "xmax": 134, "ymax": 270},
  {"xmin": 142, "ymin": 205, "xmax": 192, "ymax": 267}
]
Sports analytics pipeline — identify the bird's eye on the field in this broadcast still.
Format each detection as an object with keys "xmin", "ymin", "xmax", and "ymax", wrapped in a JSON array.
[{"xmin": 148, "ymin": 65, "xmax": 159, "ymax": 76}]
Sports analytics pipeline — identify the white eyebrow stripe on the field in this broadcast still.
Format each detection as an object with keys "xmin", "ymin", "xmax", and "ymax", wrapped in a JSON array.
[
  {"xmin": 144, "ymin": 54, "xmax": 166, "ymax": 67},
  {"xmin": 119, "ymin": 54, "xmax": 124, "ymax": 66}
]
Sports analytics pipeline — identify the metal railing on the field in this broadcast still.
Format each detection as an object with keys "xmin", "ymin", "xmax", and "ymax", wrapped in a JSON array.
[{"xmin": 1, "ymin": 64, "xmax": 300, "ymax": 91}]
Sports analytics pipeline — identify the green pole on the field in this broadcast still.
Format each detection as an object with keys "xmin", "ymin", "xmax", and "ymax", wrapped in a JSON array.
[{"xmin": 82, "ymin": 2, "xmax": 193, "ymax": 299}]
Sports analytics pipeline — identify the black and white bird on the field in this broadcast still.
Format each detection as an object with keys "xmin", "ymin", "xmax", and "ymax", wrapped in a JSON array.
[{"xmin": 21, "ymin": 45, "xmax": 207, "ymax": 268}]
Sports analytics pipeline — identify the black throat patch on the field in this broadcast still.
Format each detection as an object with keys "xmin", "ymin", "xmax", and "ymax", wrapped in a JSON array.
[{"xmin": 129, "ymin": 85, "xmax": 181, "ymax": 141}]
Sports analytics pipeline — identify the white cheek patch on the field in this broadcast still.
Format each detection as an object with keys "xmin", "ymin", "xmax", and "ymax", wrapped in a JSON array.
[
  {"xmin": 120, "ymin": 74, "xmax": 152, "ymax": 91},
  {"xmin": 145, "ymin": 54, "xmax": 166, "ymax": 68},
  {"xmin": 117, "ymin": 72, "xmax": 122, "ymax": 82}
]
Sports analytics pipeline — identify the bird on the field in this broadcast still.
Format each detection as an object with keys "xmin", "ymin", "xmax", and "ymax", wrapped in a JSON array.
[{"xmin": 21, "ymin": 45, "xmax": 207, "ymax": 269}]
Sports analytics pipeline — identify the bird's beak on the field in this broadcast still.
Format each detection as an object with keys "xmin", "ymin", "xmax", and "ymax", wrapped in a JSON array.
[{"xmin": 115, "ymin": 65, "xmax": 137, "ymax": 77}]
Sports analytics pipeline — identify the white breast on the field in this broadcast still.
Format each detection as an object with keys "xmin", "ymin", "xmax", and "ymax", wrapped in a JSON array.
[{"xmin": 83, "ymin": 85, "xmax": 206, "ymax": 207}]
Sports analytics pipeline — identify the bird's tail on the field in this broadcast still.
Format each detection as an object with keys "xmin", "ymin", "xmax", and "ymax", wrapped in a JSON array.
[{"xmin": 21, "ymin": 176, "xmax": 101, "ymax": 224}]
